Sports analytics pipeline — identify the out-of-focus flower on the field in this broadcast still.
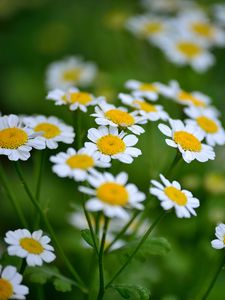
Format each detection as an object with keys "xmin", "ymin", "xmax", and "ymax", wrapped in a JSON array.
[
  {"xmin": 91, "ymin": 100, "xmax": 146, "ymax": 135},
  {"xmin": 125, "ymin": 80, "xmax": 161, "ymax": 101},
  {"xmin": 211, "ymin": 223, "xmax": 225, "ymax": 249},
  {"xmin": 150, "ymin": 174, "xmax": 200, "ymax": 218},
  {"xmin": 119, "ymin": 93, "xmax": 169, "ymax": 121},
  {"xmin": 5, "ymin": 229, "xmax": 56, "ymax": 267},
  {"xmin": 158, "ymin": 119, "xmax": 215, "ymax": 163},
  {"xmin": 103, "ymin": 10, "xmax": 130, "ymax": 30},
  {"xmin": 213, "ymin": 4, "xmax": 225, "ymax": 27},
  {"xmin": 46, "ymin": 56, "xmax": 97, "ymax": 90},
  {"xmin": 0, "ymin": 265, "xmax": 29, "ymax": 300},
  {"xmin": 0, "ymin": 114, "xmax": 45, "ymax": 161},
  {"xmin": 141, "ymin": 0, "xmax": 198, "ymax": 14},
  {"xmin": 85, "ymin": 126, "xmax": 142, "ymax": 164},
  {"xmin": 79, "ymin": 170, "xmax": 145, "ymax": 219},
  {"xmin": 23, "ymin": 115, "xmax": 75, "ymax": 149},
  {"xmin": 50, "ymin": 147, "xmax": 110, "ymax": 181},
  {"xmin": 185, "ymin": 106, "xmax": 225, "ymax": 146},
  {"xmin": 204, "ymin": 173, "xmax": 225, "ymax": 195}
]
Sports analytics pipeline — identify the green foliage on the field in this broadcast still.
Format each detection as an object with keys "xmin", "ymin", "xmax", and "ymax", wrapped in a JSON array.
[
  {"xmin": 112, "ymin": 284, "xmax": 150, "ymax": 299},
  {"xmin": 81, "ymin": 229, "xmax": 99, "ymax": 249}
]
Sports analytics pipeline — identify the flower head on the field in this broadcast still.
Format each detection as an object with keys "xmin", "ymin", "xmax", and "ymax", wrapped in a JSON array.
[
  {"xmin": 158, "ymin": 119, "xmax": 215, "ymax": 163},
  {"xmin": 5, "ymin": 229, "xmax": 56, "ymax": 267},
  {"xmin": 0, "ymin": 114, "xmax": 45, "ymax": 161},
  {"xmin": 150, "ymin": 174, "xmax": 200, "ymax": 218},
  {"xmin": 211, "ymin": 223, "xmax": 225, "ymax": 249},
  {"xmin": 125, "ymin": 80, "xmax": 160, "ymax": 101},
  {"xmin": 50, "ymin": 147, "xmax": 110, "ymax": 181},
  {"xmin": 0, "ymin": 265, "xmax": 29, "ymax": 300},
  {"xmin": 23, "ymin": 115, "xmax": 75, "ymax": 149},
  {"xmin": 79, "ymin": 170, "xmax": 145, "ymax": 219}
]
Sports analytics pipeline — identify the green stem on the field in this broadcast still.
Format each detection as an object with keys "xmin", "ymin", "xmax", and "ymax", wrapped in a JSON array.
[
  {"xmin": 83, "ymin": 204, "xmax": 99, "ymax": 255},
  {"xmin": 200, "ymin": 253, "xmax": 225, "ymax": 300},
  {"xmin": 164, "ymin": 150, "xmax": 181, "ymax": 177},
  {"xmin": 105, "ymin": 211, "xmax": 166, "ymax": 290},
  {"xmin": 14, "ymin": 162, "xmax": 87, "ymax": 293},
  {"xmin": 0, "ymin": 162, "xmax": 27, "ymax": 228},
  {"xmin": 97, "ymin": 217, "xmax": 109, "ymax": 300},
  {"xmin": 20, "ymin": 259, "xmax": 27, "ymax": 274}
]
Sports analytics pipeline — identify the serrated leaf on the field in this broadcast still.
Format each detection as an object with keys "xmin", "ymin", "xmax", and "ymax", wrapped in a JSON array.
[
  {"xmin": 81, "ymin": 229, "xmax": 99, "ymax": 248},
  {"xmin": 112, "ymin": 284, "xmax": 150, "ymax": 300},
  {"xmin": 53, "ymin": 278, "xmax": 72, "ymax": 292}
]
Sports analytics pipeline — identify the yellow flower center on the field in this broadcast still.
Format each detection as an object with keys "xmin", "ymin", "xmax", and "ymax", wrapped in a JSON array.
[
  {"xmin": 0, "ymin": 279, "xmax": 13, "ymax": 300},
  {"xmin": 105, "ymin": 109, "xmax": 135, "ymax": 127},
  {"xmin": 97, "ymin": 135, "xmax": 126, "ymax": 155},
  {"xmin": 177, "ymin": 42, "xmax": 202, "ymax": 58},
  {"xmin": 139, "ymin": 83, "xmax": 158, "ymax": 92},
  {"xmin": 223, "ymin": 235, "xmax": 225, "ymax": 245},
  {"xmin": 178, "ymin": 91, "xmax": 205, "ymax": 107},
  {"xmin": 143, "ymin": 22, "xmax": 163, "ymax": 35},
  {"xmin": 66, "ymin": 154, "xmax": 94, "ymax": 169},
  {"xmin": 174, "ymin": 131, "xmax": 202, "ymax": 152},
  {"xmin": 133, "ymin": 100, "xmax": 157, "ymax": 112},
  {"xmin": 0, "ymin": 128, "xmax": 28, "ymax": 149},
  {"xmin": 68, "ymin": 92, "xmax": 92, "ymax": 105},
  {"xmin": 96, "ymin": 182, "xmax": 129, "ymax": 206},
  {"xmin": 62, "ymin": 68, "xmax": 81, "ymax": 82},
  {"xmin": 20, "ymin": 237, "xmax": 44, "ymax": 254},
  {"xmin": 34, "ymin": 123, "xmax": 61, "ymax": 139},
  {"xmin": 164, "ymin": 186, "xmax": 187, "ymax": 206},
  {"xmin": 191, "ymin": 22, "xmax": 214, "ymax": 38},
  {"xmin": 196, "ymin": 116, "xmax": 218, "ymax": 134}
]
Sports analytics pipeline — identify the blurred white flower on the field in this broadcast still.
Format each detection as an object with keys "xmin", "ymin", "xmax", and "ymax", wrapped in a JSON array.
[
  {"xmin": 211, "ymin": 223, "xmax": 225, "ymax": 249},
  {"xmin": 125, "ymin": 79, "xmax": 161, "ymax": 101}
]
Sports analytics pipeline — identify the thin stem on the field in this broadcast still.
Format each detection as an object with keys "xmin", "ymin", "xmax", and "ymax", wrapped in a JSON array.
[
  {"xmin": 14, "ymin": 162, "xmax": 87, "ymax": 293},
  {"xmin": 105, "ymin": 211, "xmax": 166, "ymax": 290},
  {"xmin": 20, "ymin": 259, "xmax": 27, "ymax": 274},
  {"xmin": 83, "ymin": 204, "xmax": 99, "ymax": 255},
  {"xmin": 200, "ymin": 253, "xmax": 225, "ymax": 300},
  {"xmin": 97, "ymin": 217, "xmax": 109, "ymax": 300},
  {"xmin": 104, "ymin": 210, "xmax": 140, "ymax": 254},
  {"xmin": 164, "ymin": 150, "xmax": 181, "ymax": 177},
  {"xmin": 0, "ymin": 162, "xmax": 27, "ymax": 228}
]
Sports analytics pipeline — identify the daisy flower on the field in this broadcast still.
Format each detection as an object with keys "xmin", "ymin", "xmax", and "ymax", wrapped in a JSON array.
[
  {"xmin": 211, "ymin": 223, "xmax": 225, "ymax": 249},
  {"xmin": 158, "ymin": 119, "xmax": 215, "ymax": 163},
  {"xmin": 150, "ymin": 174, "xmax": 200, "ymax": 218},
  {"xmin": 46, "ymin": 56, "xmax": 97, "ymax": 90},
  {"xmin": 119, "ymin": 93, "xmax": 169, "ymax": 121},
  {"xmin": 85, "ymin": 126, "xmax": 142, "ymax": 164},
  {"xmin": 0, "ymin": 265, "xmax": 29, "ymax": 300},
  {"xmin": 23, "ymin": 115, "xmax": 75, "ymax": 149},
  {"xmin": 185, "ymin": 106, "xmax": 225, "ymax": 146},
  {"xmin": 47, "ymin": 87, "xmax": 100, "ymax": 112},
  {"xmin": 50, "ymin": 147, "xmax": 110, "ymax": 181},
  {"xmin": 142, "ymin": 0, "xmax": 197, "ymax": 14},
  {"xmin": 213, "ymin": 4, "xmax": 225, "ymax": 27},
  {"xmin": 5, "ymin": 229, "xmax": 56, "ymax": 267},
  {"xmin": 79, "ymin": 170, "xmax": 146, "ymax": 219},
  {"xmin": 125, "ymin": 79, "xmax": 160, "ymax": 101},
  {"xmin": 91, "ymin": 100, "xmax": 146, "ymax": 135},
  {"xmin": 0, "ymin": 114, "xmax": 45, "ymax": 161}
]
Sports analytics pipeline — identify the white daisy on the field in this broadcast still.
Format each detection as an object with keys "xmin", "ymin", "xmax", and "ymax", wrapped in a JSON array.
[
  {"xmin": 23, "ymin": 115, "xmax": 75, "ymax": 149},
  {"xmin": 85, "ymin": 126, "xmax": 142, "ymax": 164},
  {"xmin": 150, "ymin": 174, "xmax": 200, "ymax": 218},
  {"xmin": 0, "ymin": 265, "xmax": 29, "ymax": 300},
  {"xmin": 46, "ymin": 56, "xmax": 97, "ymax": 90},
  {"xmin": 5, "ymin": 229, "xmax": 56, "ymax": 267},
  {"xmin": 185, "ymin": 106, "xmax": 225, "ymax": 146},
  {"xmin": 50, "ymin": 147, "xmax": 110, "ymax": 181},
  {"xmin": 158, "ymin": 119, "xmax": 215, "ymax": 163},
  {"xmin": 79, "ymin": 170, "xmax": 146, "ymax": 219},
  {"xmin": 125, "ymin": 79, "xmax": 160, "ymax": 101},
  {"xmin": 119, "ymin": 93, "xmax": 169, "ymax": 122},
  {"xmin": 211, "ymin": 223, "xmax": 225, "ymax": 249},
  {"xmin": 142, "ymin": 0, "xmax": 198, "ymax": 14},
  {"xmin": 0, "ymin": 114, "xmax": 45, "ymax": 161},
  {"xmin": 213, "ymin": 4, "xmax": 225, "ymax": 27},
  {"xmin": 91, "ymin": 99, "xmax": 146, "ymax": 135},
  {"xmin": 47, "ymin": 87, "xmax": 100, "ymax": 112}
]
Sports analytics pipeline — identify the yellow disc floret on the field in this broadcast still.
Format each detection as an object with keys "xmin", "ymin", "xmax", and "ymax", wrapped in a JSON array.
[
  {"xmin": 0, "ymin": 128, "xmax": 28, "ymax": 149},
  {"xmin": 0, "ymin": 279, "xmax": 13, "ymax": 300},
  {"xmin": 139, "ymin": 83, "xmax": 158, "ymax": 92},
  {"xmin": 143, "ymin": 22, "xmax": 163, "ymax": 35},
  {"xmin": 62, "ymin": 68, "xmax": 81, "ymax": 82},
  {"xmin": 178, "ymin": 91, "xmax": 205, "ymax": 107},
  {"xmin": 177, "ymin": 42, "xmax": 202, "ymax": 58},
  {"xmin": 164, "ymin": 186, "xmax": 187, "ymax": 206},
  {"xmin": 191, "ymin": 22, "xmax": 214, "ymax": 38},
  {"xmin": 197, "ymin": 116, "xmax": 218, "ymax": 133},
  {"xmin": 105, "ymin": 109, "xmax": 135, "ymax": 127},
  {"xmin": 69, "ymin": 92, "xmax": 92, "ymax": 105},
  {"xmin": 174, "ymin": 131, "xmax": 202, "ymax": 152},
  {"xmin": 133, "ymin": 100, "xmax": 157, "ymax": 112},
  {"xmin": 34, "ymin": 123, "xmax": 61, "ymax": 139},
  {"xmin": 20, "ymin": 237, "xmax": 44, "ymax": 254},
  {"xmin": 66, "ymin": 154, "xmax": 94, "ymax": 169},
  {"xmin": 97, "ymin": 135, "xmax": 126, "ymax": 155},
  {"xmin": 97, "ymin": 182, "xmax": 129, "ymax": 205}
]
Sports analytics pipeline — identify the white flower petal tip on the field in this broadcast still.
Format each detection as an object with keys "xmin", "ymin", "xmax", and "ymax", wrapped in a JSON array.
[{"xmin": 211, "ymin": 223, "xmax": 225, "ymax": 250}]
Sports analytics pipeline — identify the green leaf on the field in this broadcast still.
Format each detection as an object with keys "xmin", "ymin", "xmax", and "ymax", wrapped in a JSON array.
[
  {"xmin": 53, "ymin": 278, "xmax": 72, "ymax": 292},
  {"xmin": 81, "ymin": 229, "xmax": 99, "ymax": 248},
  {"xmin": 112, "ymin": 284, "xmax": 151, "ymax": 299}
]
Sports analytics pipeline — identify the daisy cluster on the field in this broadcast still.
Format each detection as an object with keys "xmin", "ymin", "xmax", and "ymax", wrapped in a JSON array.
[{"xmin": 126, "ymin": 0, "xmax": 225, "ymax": 72}]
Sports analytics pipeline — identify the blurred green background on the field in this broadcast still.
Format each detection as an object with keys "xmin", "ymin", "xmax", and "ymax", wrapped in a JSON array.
[{"xmin": 0, "ymin": 0, "xmax": 225, "ymax": 299}]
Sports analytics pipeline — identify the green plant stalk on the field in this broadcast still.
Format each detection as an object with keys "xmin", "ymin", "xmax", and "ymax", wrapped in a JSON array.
[
  {"xmin": 83, "ymin": 204, "xmax": 99, "ymax": 255},
  {"xmin": 105, "ymin": 211, "xmax": 166, "ymax": 290},
  {"xmin": 14, "ymin": 162, "xmax": 87, "ymax": 293},
  {"xmin": 96, "ymin": 217, "xmax": 109, "ymax": 300},
  {"xmin": 164, "ymin": 150, "xmax": 182, "ymax": 177},
  {"xmin": 0, "ymin": 162, "xmax": 28, "ymax": 228}
]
